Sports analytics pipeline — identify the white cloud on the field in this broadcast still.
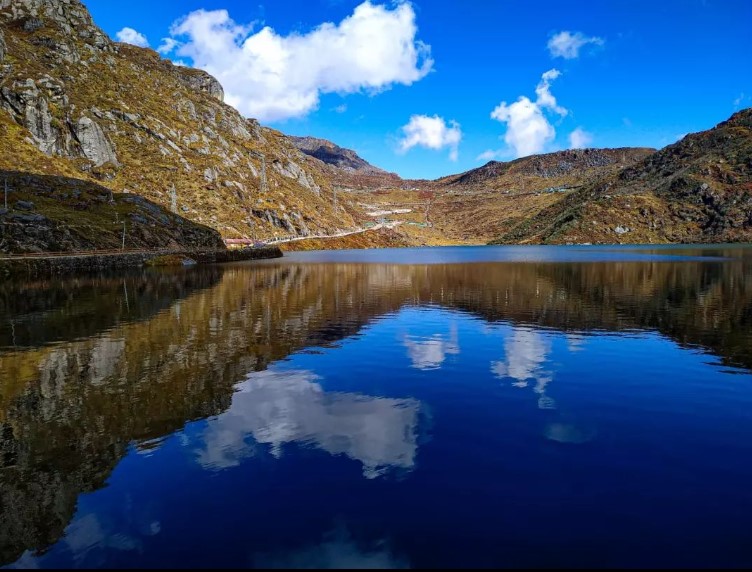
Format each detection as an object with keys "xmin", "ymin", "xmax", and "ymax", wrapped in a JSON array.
[
  {"xmin": 547, "ymin": 31, "xmax": 604, "ymax": 59},
  {"xmin": 115, "ymin": 27, "xmax": 150, "ymax": 48},
  {"xmin": 167, "ymin": 2, "xmax": 433, "ymax": 122},
  {"xmin": 333, "ymin": 104, "xmax": 348, "ymax": 113},
  {"xmin": 569, "ymin": 127, "xmax": 593, "ymax": 149},
  {"xmin": 476, "ymin": 149, "xmax": 502, "ymax": 162},
  {"xmin": 398, "ymin": 114, "xmax": 462, "ymax": 161},
  {"xmin": 157, "ymin": 37, "xmax": 180, "ymax": 54},
  {"xmin": 489, "ymin": 69, "xmax": 567, "ymax": 158},
  {"xmin": 534, "ymin": 69, "xmax": 568, "ymax": 116}
]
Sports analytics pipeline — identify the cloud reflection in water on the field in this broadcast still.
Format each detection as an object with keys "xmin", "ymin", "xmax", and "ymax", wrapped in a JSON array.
[
  {"xmin": 491, "ymin": 327, "xmax": 555, "ymax": 409},
  {"xmin": 402, "ymin": 323, "xmax": 460, "ymax": 371},
  {"xmin": 193, "ymin": 368, "xmax": 421, "ymax": 479},
  {"xmin": 254, "ymin": 526, "xmax": 408, "ymax": 569}
]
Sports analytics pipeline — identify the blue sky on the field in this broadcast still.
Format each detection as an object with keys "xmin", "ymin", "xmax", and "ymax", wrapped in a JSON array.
[{"xmin": 88, "ymin": 0, "xmax": 752, "ymax": 179}]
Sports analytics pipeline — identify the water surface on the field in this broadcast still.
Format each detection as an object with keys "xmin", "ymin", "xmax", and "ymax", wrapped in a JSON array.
[{"xmin": 2, "ymin": 245, "xmax": 752, "ymax": 568}]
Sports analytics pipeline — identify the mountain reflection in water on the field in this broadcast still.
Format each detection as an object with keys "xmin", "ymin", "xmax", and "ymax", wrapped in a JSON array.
[{"xmin": 1, "ymin": 246, "xmax": 752, "ymax": 568}]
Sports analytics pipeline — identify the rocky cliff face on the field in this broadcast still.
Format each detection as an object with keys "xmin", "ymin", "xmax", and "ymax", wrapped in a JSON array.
[{"xmin": 0, "ymin": 0, "xmax": 362, "ymax": 242}]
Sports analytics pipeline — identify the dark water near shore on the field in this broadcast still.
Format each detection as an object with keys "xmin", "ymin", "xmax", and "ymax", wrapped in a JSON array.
[{"xmin": 2, "ymin": 245, "xmax": 752, "ymax": 568}]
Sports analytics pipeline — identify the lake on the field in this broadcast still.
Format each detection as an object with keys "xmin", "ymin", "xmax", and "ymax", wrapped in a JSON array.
[{"xmin": 2, "ymin": 245, "xmax": 752, "ymax": 568}]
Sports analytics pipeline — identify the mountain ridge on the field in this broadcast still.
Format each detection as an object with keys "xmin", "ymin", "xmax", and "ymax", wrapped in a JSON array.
[
  {"xmin": 440, "ymin": 148, "xmax": 657, "ymax": 188},
  {"xmin": 490, "ymin": 108, "xmax": 752, "ymax": 244}
]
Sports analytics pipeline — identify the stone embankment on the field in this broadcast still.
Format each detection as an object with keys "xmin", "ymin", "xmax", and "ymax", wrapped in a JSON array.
[{"xmin": 0, "ymin": 246, "xmax": 282, "ymax": 277}]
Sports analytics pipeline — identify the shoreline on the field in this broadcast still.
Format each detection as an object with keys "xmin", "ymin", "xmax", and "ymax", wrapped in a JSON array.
[{"xmin": 0, "ymin": 246, "xmax": 283, "ymax": 278}]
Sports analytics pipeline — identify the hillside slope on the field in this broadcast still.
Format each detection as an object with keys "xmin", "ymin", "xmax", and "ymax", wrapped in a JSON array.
[
  {"xmin": 0, "ymin": 0, "xmax": 365, "ymax": 245},
  {"xmin": 428, "ymin": 148, "xmax": 655, "ymax": 242},
  {"xmin": 0, "ymin": 169, "xmax": 223, "ymax": 253},
  {"xmin": 491, "ymin": 109, "xmax": 752, "ymax": 244}
]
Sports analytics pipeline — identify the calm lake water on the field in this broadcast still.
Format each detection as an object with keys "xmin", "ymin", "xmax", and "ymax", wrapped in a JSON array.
[{"xmin": 2, "ymin": 245, "xmax": 752, "ymax": 568}]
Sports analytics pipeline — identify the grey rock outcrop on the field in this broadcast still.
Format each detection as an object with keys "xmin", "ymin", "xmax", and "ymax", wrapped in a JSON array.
[
  {"xmin": 175, "ymin": 67, "xmax": 224, "ymax": 102},
  {"xmin": 0, "ymin": 0, "xmax": 113, "ymax": 65},
  {"xmin": 0, "ymin": 29, "xmax": 5, "ymax": 63},
  {"xmin": 1, "ymin": 0, "xmax": 110, "ymax": 45},
  {"xmin": 73, "ymin": 116, "xmax": 118, "ymax": 166},
  {"xmin": 0, "ymin": 79, "xmax": 120, "ymax": 165},
  {"xmin": 272, "ymin": 159, "xmax": 321, "ymax": 195},
  {"xmin": 0, "ymin": 79, "xmax": 66, "ymax": 155}
]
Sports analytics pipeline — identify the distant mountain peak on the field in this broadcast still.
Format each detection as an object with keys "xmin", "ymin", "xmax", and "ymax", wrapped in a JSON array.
[{"xmin": 290, "ymin": 136, "xmax": 392, "ymax": 176}]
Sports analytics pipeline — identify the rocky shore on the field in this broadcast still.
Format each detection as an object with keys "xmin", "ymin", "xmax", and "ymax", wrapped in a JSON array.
[{"xmin": 0, "ymin": 246, "xmax": 282, "ymax": 277}]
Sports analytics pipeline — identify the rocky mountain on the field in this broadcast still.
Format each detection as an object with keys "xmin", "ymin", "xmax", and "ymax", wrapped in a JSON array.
[
  {"xmin": 291, "ymin": 136, "xmax": 390, "ymax": 175},
  {"xmin": 491, "ymin": 109, "xmax": 752, "ymax": 244},
  {"xmin": 0, "ymin": 0, "xmax": 365, "ymax": 245},
  {"xmin": 290, "ymin": 135, "xmax": 402, "ymax": 191}
]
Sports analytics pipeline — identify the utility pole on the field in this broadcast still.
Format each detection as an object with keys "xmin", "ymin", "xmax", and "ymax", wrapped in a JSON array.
[
  {"xmin": 170, "ymin": 184, "xmax": 177, "ymax": 214},
  {"xmin": 260, "ymin": 155, "xmax": 268, "ymax": 195},
  {"xmin": 122, "ymin": 221, "xmax": 126, "ymax": 250}
]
